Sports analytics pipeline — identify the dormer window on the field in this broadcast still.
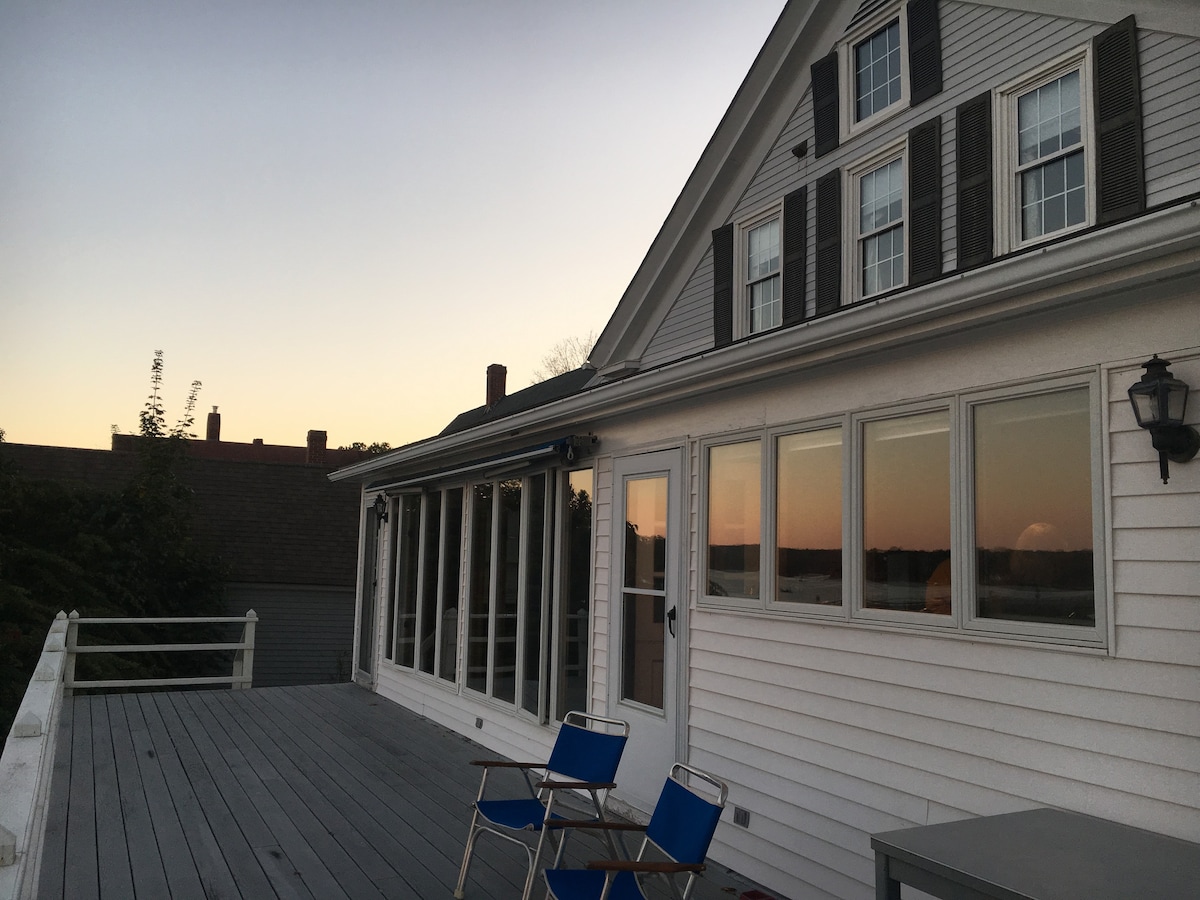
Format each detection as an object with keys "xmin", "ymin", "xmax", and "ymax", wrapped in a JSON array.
[
  {"xmin": 811, "ymin": 0, "xmax": 942, "ymax": 158},
  {"xmin": 853, "ymin": 18, "xmax": 903, "ymax": 124}
]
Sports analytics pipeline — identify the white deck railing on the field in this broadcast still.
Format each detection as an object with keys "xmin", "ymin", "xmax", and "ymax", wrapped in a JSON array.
[{"xmin": 0, "ymin": 610, "xmax": 257, "ymax": 900}]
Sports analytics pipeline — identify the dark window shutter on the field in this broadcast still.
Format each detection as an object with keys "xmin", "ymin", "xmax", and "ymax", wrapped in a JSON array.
[
  {"xmin": 812, "ymin": 51, "xmax": 840, "ymax": 158},
  {"xmin": 1093, "ymin": 16, "xmax": 1144, "ymax": 225},
  {"xmin": 814, "ymin": 170, "xmax": 842, "ymax": 315},
  {"xmin": 907, "ymin": 0, "xmax": 943, "ymax": 106},
  {"xmin": 909, "ymin": 117, "xmax": 943, "ymax": 286},
  {"xmin": 712, "ymin": 223, "xmax": 734, "ymax": 348},
  {"xmin": 782, "ymin": 187, "xmax": 808, "ymax": 326},
  {"xmin": 956, "ymin": 92, "xmax": 993, "ymax": 271}
]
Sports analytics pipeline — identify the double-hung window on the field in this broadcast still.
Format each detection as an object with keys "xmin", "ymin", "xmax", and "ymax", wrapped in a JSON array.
[
  {"xmin": 737, "ymin": 207, "xmax": 782, "ymax": 335},
  {"xmin": 996, "ymin": 50, "xmax": 1093, "ymax": 251},
  {"xmin": 847, "ymin": 142, "xmax": 908, "ymax": 300},
  {"xmin": 841, "ymin": 7, "xmax": 910, "ymax": 139}
]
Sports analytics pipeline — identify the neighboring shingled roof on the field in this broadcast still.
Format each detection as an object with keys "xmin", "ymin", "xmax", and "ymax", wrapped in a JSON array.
[
  {"xmin": 0, "ymin": 443, "xmax": 360, "ymax": 587},
  {"xmin": 439, "ymin": 367, "xmax": 596, "ymax": 437}
]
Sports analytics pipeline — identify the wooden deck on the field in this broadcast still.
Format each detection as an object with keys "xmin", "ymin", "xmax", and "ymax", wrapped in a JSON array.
[{"xmin": 35, "ymin": 683, "xmax": 766, "ymax": 899}]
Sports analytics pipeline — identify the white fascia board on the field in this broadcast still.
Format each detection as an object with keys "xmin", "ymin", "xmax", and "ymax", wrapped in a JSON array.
[{"xmin": 335, "ymin": 201, "xmax": 1200, "ymax": 483}]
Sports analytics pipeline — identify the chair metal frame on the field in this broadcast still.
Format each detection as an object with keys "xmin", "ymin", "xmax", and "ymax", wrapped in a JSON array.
[
  {"xmin": 540, "ymin": 763, "xmax": 729, "ymax": 900},
  {"xmin": 454, "ymin": 711, "xmax": 630, "ymax": 900}
]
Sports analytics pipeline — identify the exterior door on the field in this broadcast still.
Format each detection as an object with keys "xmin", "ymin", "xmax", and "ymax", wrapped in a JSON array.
[{"xmin": 609, "ymin": 449, "xmax": 683, "ymax": 811}]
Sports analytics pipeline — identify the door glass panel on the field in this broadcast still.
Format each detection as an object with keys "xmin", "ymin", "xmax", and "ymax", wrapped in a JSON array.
[
  {"xmin": 621, "ymin": 594, "xmax": 664, "ymax": 708},
  {"xmin": 624, "ymin": 477, "xmax": 667, "ymax": 591},
  {"xmin": 621, "ymin": 475, "xmax": 668, "ymax": 709}
]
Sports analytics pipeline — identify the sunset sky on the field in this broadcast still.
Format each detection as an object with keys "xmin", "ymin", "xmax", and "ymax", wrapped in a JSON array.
[{"xmin": 1, "ymin": 0, "xmax": 785, "ymax": 451}]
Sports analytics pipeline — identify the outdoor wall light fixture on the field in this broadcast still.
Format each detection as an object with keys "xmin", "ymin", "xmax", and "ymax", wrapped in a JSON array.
[
  {"xmin": 1127, "ymin": 355, "xmax": 1199, "ymax": 483},
  {"xmin": 372, "ymin": 493, "xmax": 389, "ymax": 523}
]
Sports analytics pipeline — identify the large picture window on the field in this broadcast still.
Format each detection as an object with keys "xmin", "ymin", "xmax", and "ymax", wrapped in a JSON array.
[
  {"xmin": 701, "ymin": 377, "xmax": 1103, "ymax": 645},
  {"xmin": 775, "ymin": 426, "xmax": 843, "ymax": 607},
  {"xmin": 705, "ymin": 440, "xmax": 761, "ymax": 600}
]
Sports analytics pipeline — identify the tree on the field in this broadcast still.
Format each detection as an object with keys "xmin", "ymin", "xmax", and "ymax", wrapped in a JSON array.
[
  {"xmin": 0, "ymin": 352, "xmax": 224, "ymax": 737},
  {"xmin": 530, "ymin": 332, "xmax": 595, "ymax": 384},
  {"xmin": 337, "ymin": 441, "xmax": 392, "ymax": 454}
]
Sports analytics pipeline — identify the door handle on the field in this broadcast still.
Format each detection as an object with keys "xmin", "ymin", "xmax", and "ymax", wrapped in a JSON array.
[{"xmin": 667, "ymin": 605, "xmax": 677, "ymax": 637}]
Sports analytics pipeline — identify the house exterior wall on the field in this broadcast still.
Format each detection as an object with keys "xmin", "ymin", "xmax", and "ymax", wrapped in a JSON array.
[
  {"xmin": 640, "ymin": 2, "xmax": 1200, "ymax": 370},
  {"xmin": 587, "ymin": 291, "xmax": 1199, "ymax": 899}
]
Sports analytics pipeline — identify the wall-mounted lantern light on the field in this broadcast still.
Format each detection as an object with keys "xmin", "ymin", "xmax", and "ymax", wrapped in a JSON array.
[
  {"xmin": 1127, "ymin": 355, "xmax": 1199, "ymax": 483},
  {"xmin": 372, "ymin": 493, "xmax": 389, "ymax": 523}
]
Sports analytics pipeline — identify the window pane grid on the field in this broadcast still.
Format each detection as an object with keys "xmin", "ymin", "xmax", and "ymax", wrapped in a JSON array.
[
  {"xmin": 750, "ymin": 275, "xmax": 781, "ymax": 332},
  {"xmin": 859, "ymin": 157, "xmax": 904, "ymax": 297},
  {"xmin": 855, "ymin": 20, "xmax": 901, "ymax": 121},
  {"xmin": 1016, "ymin": 70, "xmax": 1086, "ymax": 240}
]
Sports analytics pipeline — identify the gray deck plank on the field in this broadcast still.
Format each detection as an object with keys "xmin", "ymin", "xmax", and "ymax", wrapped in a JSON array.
[
  {"xmin": 35, "ymin": 693, "xmax": 72, "ymax": 900},
  {"xmin": 106, "ymin": 693, "xmax": 172, "ymax": 899},
  {"xmin": 91, "ymin": 696, "xmax": 134, "ymax": 899},
  {"xmin": 225, "ymin": 691, "xmax": 432, "ymax": 897},
  {"xmin": 119, "ymin": 692, "xmax": 209, "ymax": 900},
  {"xmin": 241, "ymin": 685, "xmax": 523, "ymax": 896},
  {"xmin": 62, "ymin": 697, "xmax": 98, "ymax": 900},
  {"xmin": 151, "ymin": 692, "xmax": 277, "ymax": 899},
  {"xmin": 199, "ymin": 688, "xmax": 395, "ymax": 899},
  {"xmin": 187, "ymin": 689, "xmax": 363, "ymax": 900},
  {"xmin": 36, "ymin": 683, "xmax": 769, "ymax": 900}
]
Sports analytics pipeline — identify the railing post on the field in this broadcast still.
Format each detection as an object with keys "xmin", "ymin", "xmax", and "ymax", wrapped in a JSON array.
[
  {"xmin": 233, "ymin": 610, "xmax": 256, "ymax": 690},
  {"xmin": 63, "ymin": 611, "xmax": 79, "ymax": 698}
]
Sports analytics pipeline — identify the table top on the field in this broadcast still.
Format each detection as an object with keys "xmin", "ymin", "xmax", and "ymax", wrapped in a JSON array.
[{"xmin": 870, "ymin": 808, "xmax": 1200, "ymax": 900}]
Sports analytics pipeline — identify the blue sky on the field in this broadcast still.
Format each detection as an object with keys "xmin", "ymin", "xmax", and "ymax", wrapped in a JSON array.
[{"xmin": 1, "ymin": 0, "xmax": 785, "ymax": 450}]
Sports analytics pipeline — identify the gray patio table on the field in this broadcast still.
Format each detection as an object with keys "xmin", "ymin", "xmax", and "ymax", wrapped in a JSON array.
[{"xmin": 870, "ymin": 807, "xmax": 1200, "ymax": 899}]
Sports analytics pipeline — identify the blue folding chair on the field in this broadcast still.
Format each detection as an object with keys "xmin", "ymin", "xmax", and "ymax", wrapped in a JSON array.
[
  {"xmin": 541, "ymin": 763, "xmax": 728, "ymax": 900},
  {"xmin": 454, "ymin": 712, "xmax": 630, "ymax": 900}
]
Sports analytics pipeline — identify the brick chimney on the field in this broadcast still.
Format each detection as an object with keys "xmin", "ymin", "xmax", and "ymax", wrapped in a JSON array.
[
  {"xmin": 206, "ymin": 406, "xmax": 221, "ymax": 442},
  {"xmin": 486, "ymin": 364, "xmax": 507, "ymax": 409},
  {"xmin": 306, "ymin": 430, "xmax": 327, "ymax": 465}
]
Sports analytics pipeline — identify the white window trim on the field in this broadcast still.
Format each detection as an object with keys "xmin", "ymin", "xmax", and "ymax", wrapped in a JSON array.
[
  {"xmin": 733, "ymin": 203, "xmax": 783, "ymax": 340},
  {"xmin": 840, "ymin": 4, "xmax": 910, "ymax": 140},
  {"xmin": 844, "ymin": 137, "xmax": 909, "ymax": 303},
  {"xmin": 994, "ymin": 45, "xmax": 1095, "ymax": 254},
  {"xmin": 697, "ymin": 375, "xmax": 1108, "ymax": 649}
]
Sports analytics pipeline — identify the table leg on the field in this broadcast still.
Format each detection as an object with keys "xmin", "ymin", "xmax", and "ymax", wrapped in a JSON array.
[{"xmin": 875, "ymin": 851, "xmax": 901, "ymax": 900}]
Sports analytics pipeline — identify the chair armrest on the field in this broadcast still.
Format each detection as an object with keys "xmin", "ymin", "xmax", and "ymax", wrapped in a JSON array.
[
  {"xmin": 469, "ymin": 759, "xmax": 543, "ymax": 769},
  {"xmin": 586, "ymin": 860, "xmax": 706, "ymax": 874},
  {"xmin": 536, "ymin": 779, "xmax": 617, "ymax": 791},
  {"xmin": 544, "ymin": 820, "xmax": 646, "ymax": 832}
]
